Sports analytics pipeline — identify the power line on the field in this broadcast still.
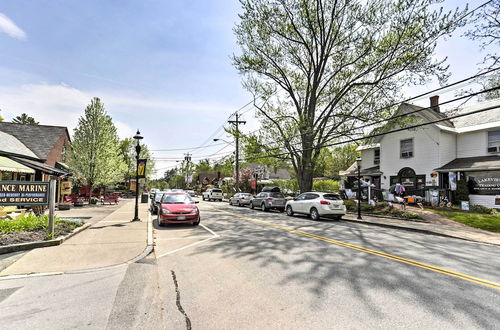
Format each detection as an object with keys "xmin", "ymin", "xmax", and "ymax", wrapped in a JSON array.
[{"xmin": 242, "ymin": 101, "xmax": 500, "ymax": 163}]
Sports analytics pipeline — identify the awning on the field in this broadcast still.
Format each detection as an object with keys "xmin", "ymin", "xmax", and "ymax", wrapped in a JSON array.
[
  {"xmin": 9, "ymin": 156, "xmax": 69, "ymax": 176},
  {"xmin": 0, "ymin": 156, "xmax": 35, "ymax": 174},
  {"xmin": 340, "ymin": 163, "xmax": 383, "ymax": 177},
  {"xmin": 435, "ymin": 155, "xmax": 500, "ymax": 172}
]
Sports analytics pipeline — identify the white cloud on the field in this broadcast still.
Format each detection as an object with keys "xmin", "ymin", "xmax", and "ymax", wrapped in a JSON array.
[{"xmin": 0, "ymin": 13, "xmax": 26, "ymax": 40}]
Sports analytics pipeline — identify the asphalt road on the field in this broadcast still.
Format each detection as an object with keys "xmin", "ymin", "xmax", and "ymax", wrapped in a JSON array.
[{"xmin": 0, "ymin": 199, "xmax": 499, "ymax": 329}]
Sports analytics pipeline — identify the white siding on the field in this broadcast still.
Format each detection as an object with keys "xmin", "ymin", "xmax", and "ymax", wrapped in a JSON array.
[
  {"xmin": 457, "ymin": 130, "xmax": 488, "ymax": 158},
  {"xmin": 379, "ymin": 126, "xmax": 441, "ymax": 189},
  {"xmin": 439, "ymin": 131, "xmax": 457, "ymax": 165},
  {"xmin": 469, "ymin": 195, "xmax": 500, "ymax": 209},
  {"xmin": 360, "ymin": 149, "xmax": 374, "ymax": 169}
]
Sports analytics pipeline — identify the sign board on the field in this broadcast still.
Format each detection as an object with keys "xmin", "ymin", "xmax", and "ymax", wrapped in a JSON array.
[
  {"xmin": 449, "ymin": 172, "xmax": 457, "ymax": 191},
  {"xmin": 0, "ymin": 181, "xmax": 50, "ymax": 205},
  {"xmin": 60, "ymin": 181, "xmax": 72, "ymax": 195},
  {"xmin": 251, "ymin": 179, "xmax": 257, "ymax": 190},
  {"xmin": 461, "ymin": 201, "xmax": 469, "ymax": 211},
  {"xmin": 466, "ymin": 171, "xmax": 500, "ymax": 195},
  {"xmin": 137, "ymin": 159, "xmax": 147, "ymax": 178}
]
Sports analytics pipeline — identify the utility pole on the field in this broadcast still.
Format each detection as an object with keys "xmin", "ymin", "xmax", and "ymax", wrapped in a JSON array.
[
  {"xmin": 184, "ymin": 153, "xmax": 192, "ymax": 188},
  {"xmin": 228, "ymin": 113, "xmax": 246, "ymax": 192}
]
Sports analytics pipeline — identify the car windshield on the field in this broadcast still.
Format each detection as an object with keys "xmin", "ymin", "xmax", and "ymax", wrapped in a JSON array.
[
  {"xmin": 161, "ymin": 194, "xmax": 193, "ymax": 204},
  {"xmin": 154, "ymin": 193, "xmax": 164, "ymax": 202},
  {"xmin": 323, "ymin": 194, "xmax": 341, "ymax": 200},
  {"xmin": 270, "ymin": 192, "xmax": 284, "ymax": 198}
]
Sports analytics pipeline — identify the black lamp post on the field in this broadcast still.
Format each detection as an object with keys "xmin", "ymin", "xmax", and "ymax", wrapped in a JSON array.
[
  {"xmin": 356, "ymin": 156, "xmax": 362, "ymax": 220},
  {"xmin": 132, "ymin": 130, "xmax": 143, "ymax": 222}
]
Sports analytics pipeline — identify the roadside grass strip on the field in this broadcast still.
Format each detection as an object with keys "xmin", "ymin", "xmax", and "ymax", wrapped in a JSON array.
[{"xmin": 216, "ymin": 208, "xmax": 500, "ymax": 291}]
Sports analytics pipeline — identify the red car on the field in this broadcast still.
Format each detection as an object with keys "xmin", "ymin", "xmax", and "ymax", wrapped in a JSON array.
[{"xmin": 157, "ymin": 193, "xmax": 200, "ymax": 226}]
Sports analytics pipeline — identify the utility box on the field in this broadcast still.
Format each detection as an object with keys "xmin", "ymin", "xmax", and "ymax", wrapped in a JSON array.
[{"xmin": 141, "ymin": 193, "xmax": 149, "ymax": 203}]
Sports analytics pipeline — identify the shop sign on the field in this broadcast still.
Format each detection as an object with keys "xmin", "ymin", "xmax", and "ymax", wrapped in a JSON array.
[
  {"xmin": 461, "ymin": 201, "xmax": 469, "ymax": 211},
  {"xmin": 467, "ymin": 171, "xmax": 500, "ymax": 195},
  {"xmin": 0, "ymin": 181, "xmax": 49, "ymax": 205},
  {"xmin": 60, "ymin": 181, "xmax": 72, "ymax": 195}
]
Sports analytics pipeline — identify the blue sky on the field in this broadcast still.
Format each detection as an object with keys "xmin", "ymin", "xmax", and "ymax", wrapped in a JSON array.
[{"xmin": 0, "ymin": 0, "xmax": 494, "ymax": 176}]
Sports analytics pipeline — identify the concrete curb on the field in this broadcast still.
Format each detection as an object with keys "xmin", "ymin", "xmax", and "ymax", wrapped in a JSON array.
[
  {"xmin": 340, "ymin": 217, "xmax": 499, "ymax": 246},
  {"xmin": 0, "ymin": 209, "xmax": 154, "ymax": 280},
  {"xmin": 0, "ymin": 222, "xmax": 92, "ymax": 255}
]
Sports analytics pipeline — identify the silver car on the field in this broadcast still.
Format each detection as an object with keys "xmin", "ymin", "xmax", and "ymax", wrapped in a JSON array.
[
  {"xmin": 229, "ymin": 193, "xmax": 253, "ymax": 207},
  {"xmin": 250, "ymin": 191, "xmax": 286, "ymax": 212}
]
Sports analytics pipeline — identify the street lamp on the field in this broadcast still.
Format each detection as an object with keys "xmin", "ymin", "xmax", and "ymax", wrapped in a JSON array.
[
  {"xmin": 213, "ymin": 138, "xmax": 233, "ymax": 145},
  {"xmin": 356, "ymin": 156, "xmax": 362, "ymax": 220},
  {"xmin": 132, "ymin": 130, "xmax": 143, "ymax": 222}
]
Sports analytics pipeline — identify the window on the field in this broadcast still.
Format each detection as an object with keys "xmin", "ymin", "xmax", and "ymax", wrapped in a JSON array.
[
  {"xmin": 488, "ymin": 130, "xmax": 500, "ymax": 153},
  {"xmin": 374, "ymin": 148, "xmax": 380, "ymax": 165},
  {"xmin": 306, "ymin": 193, "xmax": 320, "ymax": 200},
  {"xmin": 400, "ymin": 139, "xmax": 414, "ymax": 158}
]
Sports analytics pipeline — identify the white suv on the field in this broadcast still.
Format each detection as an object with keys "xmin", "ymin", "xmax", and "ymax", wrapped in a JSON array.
[
  {"xmin": 285, "ymin": 192, "xmax": 346, "ymax": 220},
  {"xmin": 202, "ymin": 188, "xmax": 223, "ymax": 202}
]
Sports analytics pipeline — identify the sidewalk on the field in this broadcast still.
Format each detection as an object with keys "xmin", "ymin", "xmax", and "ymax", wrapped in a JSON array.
[
  {"xmin": 343, "ymin": 213, "xmax": 500, "ymax": 245},
  {"xmin": 0, "ymin": 200, "xmax": 151, "ymax": 276}
]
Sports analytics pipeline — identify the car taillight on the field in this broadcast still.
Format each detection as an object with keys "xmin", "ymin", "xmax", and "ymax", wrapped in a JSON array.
[
  {"xmin": 320, "ymin": 200, "xmax": 330, "ymax": 205},
  {"xmin": 267, "ymin": 197, "xmax": 273, "ymax": 200}
]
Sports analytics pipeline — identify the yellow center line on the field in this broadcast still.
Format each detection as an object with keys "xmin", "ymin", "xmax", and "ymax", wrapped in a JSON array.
[{"xmin": 214, "ymin": 207, "xmax": 500, "ymax": 290}]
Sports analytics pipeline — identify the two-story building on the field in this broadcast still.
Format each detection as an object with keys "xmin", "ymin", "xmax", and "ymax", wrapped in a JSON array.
[{"xmin": 340, "ymin": 97, "xmax": 500, "ymax": 208}]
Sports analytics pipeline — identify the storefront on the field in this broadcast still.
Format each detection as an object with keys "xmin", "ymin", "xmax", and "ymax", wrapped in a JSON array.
[
  {"xmin": 389, "ymin": 167, "xmax": 426, "ymax": 196},
  {"xmin": 0, "ymin": 156, "xmax": 35, "ymax": 181},
  {"xmin": 435, "ymin": 156, "xmax": 500, "ymax": 209}
]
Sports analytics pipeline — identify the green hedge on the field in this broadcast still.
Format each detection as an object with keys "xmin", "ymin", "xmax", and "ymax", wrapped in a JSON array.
[{"xmin": 0, "ymin": 214, "xmax": 78, "ymax": 234}]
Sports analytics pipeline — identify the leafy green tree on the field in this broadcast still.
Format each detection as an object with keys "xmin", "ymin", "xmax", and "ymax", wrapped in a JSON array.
[
  {"xmin": 0, "ymin": 109, "xmax": 4, "ymax": 122},
  {"xmin": 195, "ymin": 159, "xmax": 213, "ymax": 173},
  {"xmin": 233, "ymin": 0, "xmax": 466, "ymax": 192},
  {"xmin": 12, "ymin": 113, "xmax": 39, "ymax": 125},
  {"xmin": 270, "ymin": 179, "xmax": 299, "ymax": 195},
  {"xmin": 67, "ymin": 97, "xmax": 125, "ymax": 201},
  {"xmin": 465, "ymin": 0, "xmax": 499, "ymax": 69},
  {"xmin": 325, "ymin": 144, "xmax": 360, "ymax": 180},
  {"xmin": 213, "ymin": 156, "xmax": 235, "ymax": 177},
  {"xmin": 241, "ymin": 134, "xmax": 290, "ymax": 171},
  {"xmin": 118, "ymin": 137, "xmax": 155, "ymax": 185}
]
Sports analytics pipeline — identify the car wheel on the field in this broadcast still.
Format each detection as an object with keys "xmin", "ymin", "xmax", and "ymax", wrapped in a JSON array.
[
  {"xmin": 250, "ymin": 202, "xmax": 254, "ymax": 209},
  {"xmin": 261, "ymin": 203, "xmax": 268, "ymax": 212},
  {"xmin": 336, "ymin": 215, "xmax": 343, "ymax": 220},
  {"xmin": 286, "ymin": 205, "xmax": 294, "ymax": 216},
  {"xmin": 310, "ymin": 208, "xmax": 320, "ymax": 221},
  {"xmin": 237, "ymin": 201, "xmax": 241, "ymax": 207},
  {"xmin": 193, "ymin": 220, "xmax": 200, "ymax": 226}
]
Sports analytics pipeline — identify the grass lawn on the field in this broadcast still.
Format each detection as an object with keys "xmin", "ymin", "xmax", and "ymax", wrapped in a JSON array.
[{"xmin": 430, "ymin": 210, "xmax": 500, "ymax": 232}]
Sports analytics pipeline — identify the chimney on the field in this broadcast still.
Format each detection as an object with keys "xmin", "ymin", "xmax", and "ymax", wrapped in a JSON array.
[{"xmin": 430, "ymin": 95, "xmax": 440, "ymax": 113}]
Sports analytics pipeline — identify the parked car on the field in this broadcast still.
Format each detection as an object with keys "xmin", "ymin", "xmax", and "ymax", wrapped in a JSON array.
[
  {"xmin": 250, "ymin": 191, "xmax": 286, "ymax": 212},
  {"xmin": 150, "ymin": 191, "xmax": 165, "ymax": 214},
  {"xmin": 186, "ymin": 190, "xmax": 196, "ymax": 197},
  {"xmin": 285, "ymin": 192, "xmax": 346, "ymax": 220},
  {"xmin": 229, "ymin": 193, "xmax": 253, "ymax": 206},
  {"xmin": 157, "ymin": 192, "xmax": 200, "ymax": 226},
  {"xmin": 202, "ymin": 188, "xmax": 223, "ymax": 201}
]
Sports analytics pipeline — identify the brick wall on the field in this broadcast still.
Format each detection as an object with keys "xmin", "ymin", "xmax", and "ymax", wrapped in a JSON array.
[{"xmin": 45, "ymin": 131, "xmax": 70, "ymax": 166}]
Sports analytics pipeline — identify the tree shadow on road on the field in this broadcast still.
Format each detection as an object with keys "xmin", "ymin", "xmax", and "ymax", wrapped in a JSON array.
[{"xmin": 188, "ymin": 206, "xmax": 499, "ymax": 328}]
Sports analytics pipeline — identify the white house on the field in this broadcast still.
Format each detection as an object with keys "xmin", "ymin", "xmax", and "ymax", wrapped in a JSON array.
[{"xmin": 340, "ymin": 97, "xmax": 500, "ymax": 208}]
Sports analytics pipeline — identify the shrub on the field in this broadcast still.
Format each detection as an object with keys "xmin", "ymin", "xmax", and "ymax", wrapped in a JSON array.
[
  {"xmin": 344, "ymin": 199, "xmax": 356, "ymax": 211},
  {"xmin": 312, "ymin": 180, "xmax": 339, "ymax": 193},
  {"xmin": 0, "ymin": 214, "xmax": 72, "ymax": 234},
  {"xmin": 455, "ymin": 178, "xmax": 469, "ymax": 202},
  {"xmin": 470, "ymin": 205, "xmax": 495, "ymax": 214},
  {"xmin": 361, "ymin": 204, "xmax": 375, "ymax": 212},
  {"xmin": 376, "ymin": 201, "xmax": 388, "ymax": 209},
  {"xmin": 401, "ymin": 211, "xmax": 420, "ymax": 219}
]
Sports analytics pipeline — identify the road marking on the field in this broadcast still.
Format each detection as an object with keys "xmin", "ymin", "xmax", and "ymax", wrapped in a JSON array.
[
  {"xmin": 156, "ymin": 223, "xmax": 219, "ymax": 259},
  {"xmin": 156, "ymin": 236, "xmax": 213, "ymax": 241},
  {"xmin": 215, "ymin": 208, "xmax": 500, "ymax": 291}
]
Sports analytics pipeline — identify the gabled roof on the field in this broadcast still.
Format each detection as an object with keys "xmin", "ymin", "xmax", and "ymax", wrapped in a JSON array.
[
  {"xmin": 0, "ymin": 122, "xmax": 69, "ymax": 160},
  {"xmin": 0, "ymin": 131, "xmax": 38, "ymax": 158}
]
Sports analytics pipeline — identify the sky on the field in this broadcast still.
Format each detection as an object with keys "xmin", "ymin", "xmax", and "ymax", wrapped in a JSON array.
[{"xmin": 0, "ymin": 0, "xmax": 495, "ymax": 177}]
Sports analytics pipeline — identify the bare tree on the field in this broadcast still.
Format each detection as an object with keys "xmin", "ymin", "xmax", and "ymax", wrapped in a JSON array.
[{"xmin": 233, "ymin": 0, "xmax": 466, "ymax": 192}]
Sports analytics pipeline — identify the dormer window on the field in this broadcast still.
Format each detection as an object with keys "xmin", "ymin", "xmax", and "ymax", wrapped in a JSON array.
[
  {"xmin": 488, "ymin": 130, "xmax": 500, "ymax": 153},
  {"xmin": 374, "ymin": 148, "xmax": 380, "ymax": 165},
  {"xmin": 400, "ymin": 139, "xmax": 414, "ymax": 158}
]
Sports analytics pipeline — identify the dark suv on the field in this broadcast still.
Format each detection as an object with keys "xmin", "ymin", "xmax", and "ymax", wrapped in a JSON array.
[{"xmin": 250, "ymin": 191, "xmax": 286, "ymax": 212}]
